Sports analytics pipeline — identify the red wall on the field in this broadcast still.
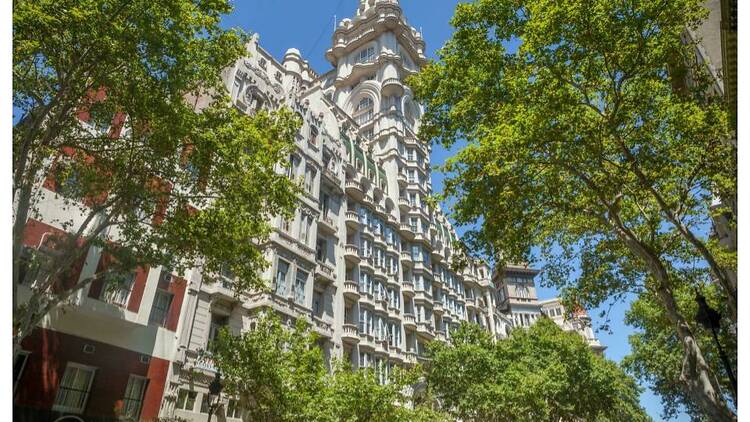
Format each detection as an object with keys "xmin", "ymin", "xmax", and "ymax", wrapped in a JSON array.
[
  {"xmin": 15, "ymin": 328, "xmax": 169, "ymax": 421},
  {"xmin": 165, "ymin": 276, "xmax": 187, "ymax": 332}
]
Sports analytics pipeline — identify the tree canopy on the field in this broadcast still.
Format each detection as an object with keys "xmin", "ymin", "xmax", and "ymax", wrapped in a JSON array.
[
  {"xmin": 424, "ymin": 319, "xmax": 651, "ymax": 422},
  {"xmin": 211, "ymin": 312, "xmax": 447, "ymax": 422},
  {"xmin": 13, "ymin": 0, "xmax": 299, "ymax": 346},
  {"xmin": 409, "ymin": 0, "xmax": 736, "ymax": 419}
]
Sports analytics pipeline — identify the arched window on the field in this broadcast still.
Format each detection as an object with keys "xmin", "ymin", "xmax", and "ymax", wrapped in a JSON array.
[
  {"xmin": 357, "ymin": 97, "xmax": 373, "ymax": 111},
  {"xmin": 355, "ymin": 97, "xmax": 374, "ymax": 125}
]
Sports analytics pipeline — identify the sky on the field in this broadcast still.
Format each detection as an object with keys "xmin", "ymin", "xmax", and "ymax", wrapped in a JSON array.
[{"xmin": 222, "ymin": 1, "xmax": 688, "ymax": 420}]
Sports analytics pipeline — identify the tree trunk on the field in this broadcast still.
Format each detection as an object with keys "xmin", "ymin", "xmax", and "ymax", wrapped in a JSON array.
[{"xmin": 611, "ymin": 220, "xmax": 736, "ymax": 421}]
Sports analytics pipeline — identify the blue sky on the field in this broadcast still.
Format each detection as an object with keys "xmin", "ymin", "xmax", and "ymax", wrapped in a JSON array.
[{"xmin": 222, "ymin": 1, "xmax": 686, "ymax": 420}]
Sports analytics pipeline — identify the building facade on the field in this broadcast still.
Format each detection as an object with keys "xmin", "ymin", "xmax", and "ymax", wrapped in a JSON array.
[
  {"xmin": 13, "ymin": 1, "xmax": 602, "ymax": 421},
  {"xmin": 492, "ymin": 264, "xmax": 606, "ymax": 353}
]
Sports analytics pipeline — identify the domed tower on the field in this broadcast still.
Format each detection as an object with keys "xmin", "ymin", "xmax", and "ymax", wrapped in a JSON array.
[
  {"xmin": 326, "ymin": 1, "xmax": 452, "ymax": 366},
  {"xmin": 325, "ymin": 0, "xmax": 430, "ymax": 235}
]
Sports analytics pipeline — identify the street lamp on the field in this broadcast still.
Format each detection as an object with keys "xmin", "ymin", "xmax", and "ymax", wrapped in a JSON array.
[
  {"xmin": 206, "ymin": 372, "xmax": 223, "ymax": 422},
  {"xmin": 695, "ymin": 291, "xmax": 737, "ymax": 398}
]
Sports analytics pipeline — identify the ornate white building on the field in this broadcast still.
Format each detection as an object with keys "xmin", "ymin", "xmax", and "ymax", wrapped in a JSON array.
[
  {"xmin": 9, "ymin": 2, "xmax": 604, "ymax": 421},
  {"xmin": 157, "ymin": 1, "xmax": 604, "ymax": 420}
]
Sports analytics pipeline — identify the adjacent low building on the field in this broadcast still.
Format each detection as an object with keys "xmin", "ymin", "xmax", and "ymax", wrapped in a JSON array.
[{"xmin": 493, "ymin": 265, "xmax": 606, "ymax": 354}]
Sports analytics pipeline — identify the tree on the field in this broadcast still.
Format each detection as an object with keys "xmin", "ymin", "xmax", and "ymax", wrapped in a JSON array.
[
  {"xmin": 623, "ymin": 283, "xmax": 736, "ymax": 420},
  {"xmin": 409, "ymin": 0, "xmax": 736, "ymax": 419},
  {"xmin": 424, "ymin": 319, "xmax": 650, "ymax": 422},
  {"xmin": 13, "ymin": 0, "xmax": 299, "ymax": 347},
  {"xmin": 323, "ymin": 361, "xmax": 449, "ymax": 422},
  {"xmin": 211, "ymin": 313, "xmax": 329, "ymax": 422},
  {"xmin": 211, "ymin": 313, "xmax": 446, "ymax": 422}
]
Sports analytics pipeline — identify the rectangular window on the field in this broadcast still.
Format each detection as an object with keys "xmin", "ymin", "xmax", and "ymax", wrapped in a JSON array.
[
  {"xmin": 148, "ymin": 290, "xmax": 173, "ymax": 327},
  {"xmin": 105, "ymin": 272, "xmax": 136, "ymax": 307},
  {"xmin": 275, "ymin": 260, "xmax": 290, "ymax": 296},
  {"xmin": 231, "ymin": 75, "xmax": 244, "ymax": 100},
  {"xmin": 299, "ymin": 215, "xmax": 312, "ymax": 246},
  {"xmin": 304, "ymin": 165, "xmax": 316, "ymax": 193},
  {"xmin": 227, "ymin": 399, "xmax": 242, "ymax": 419},
  {"xmin": 175, "ymin": 389, "xmax": 198, "ymax": 411},
  {"xmin": 280, "ymin": 216, "xmax": 291, "ymax": 233},
  {"xmin": 313, "ymin": 290, "xmax": 324, "ymax": 317},
  {"xmin": 359, "ymin": 309, "xmax": 367, "ymax": 333},
  {"xmin": 294, "ymin": 269, "xmax": 307, "ymax": 305},
  {"xmin": 122, "ymin": 375, "xmax": 148, "ymax": 420},
  {"xmin": 411, "ymin": 245, "xmax": 420, "ymax": 262},
  {"xmin": 200, "ymin": 393, "xmax": 210, "ymax": 413},
  {"xmin": 209, "ymin": 314, "xmax": 229, "ymax": 343},
  {"xmin": 321, "ymin": 193, "xmax": 330, "ymax": 217},
  {"xmin": 357, "ymin": 46, "xmax": 376, "ymax": 63},
  {"xmin": 13, "ymin": 351, "xmax": 30, "ymax": 392},
  {"xmin": 316, "ymin": 238, "xmax": 327, "ymax": 262},
  {"xmin": 287, "ymin": 155, "xmax": 298, "ymax": 179},
  {"xmin": 53, "ymin": 363, "xmax": 96, "ymax": 414}
]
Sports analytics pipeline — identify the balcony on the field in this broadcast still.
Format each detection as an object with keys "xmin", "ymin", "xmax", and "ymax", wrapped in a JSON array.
[
  {"xmin": 202, "ymin": 280, "xmax": 239, "ymax": 304},
  {"xmin": 386, "ymin": 277, "xmax": 400, "ymax": 290},
  {"xmin": 376, "ymin": 297, "xmax": 389, "ymax": 313},
  {"xmin": 345, "ymin": 180, "xmax": 364, "ymax": 199},
  {"xmin": 404, "ymin": 349, "xmax": 418, "ymax": 365},
  {"xmin": 322, "ymin": 167, "xmax": 342, "ymax": 188},
  {"xmin": 414, "ymin": 289, "xmax": 431, "ymax": 303},
  {"xmin": 315, "ymin": 262, "xmax": 336, "ymax": 285},
  {"xmin": 397, "ymin": 173, "xmax": 407, "ymax": 186},
  {"xmin": 317, "ymin": 214, "xmax": 338, "ymax": 235},
  {"xmin": 417, "ymin": 322, "xmax": 435, "ymax": 339},
  {"xmin": 402, "ymin": 281, "xmax": 415, "ymax": 296},
  {"xmin": 345, "ymin": 211, "xmax": 361, "ymax": 230},
  {"xmin": 390, "ymin": 349, "xmax": 405, "ymax": 363},
  {"xmin": 400, "ymin": 251, "xmax": 414, "ymax": 267},
  {"xmin": 431, "ymin": 247, "xmax": 444, "ymax": 262},
  {"xmin": 343, "ymin": 280, "xmax": 361, "ymax": 301},
  {"xmin": 403, "ymin": 313, "xmax": 417, "ymax": 329},
  {"xmin": 341, "ymin": 324, "xmax": 360, "ymax": 344},
  {"xmin": 435, "ymin": 330, "xmax": 447, "ymax": 343},
  {"xmin": 312, "ymin": 317, "xmax": 334, "ymax": 339},
  {"xmin": 399, "ymin": 224, "xmax": 415, "ymax": 240},
  {"xmin": 465, "ymin": 298, "xmax": 477, "ymax": 311},
  {"xmin": 414, "ymin": 262, "xmax": 433, "ymax": 278},
  {"xmin": 359, "ymin": 257, "xmax": 374, "ymax": 273},
  {"xmin": 359, "ymin": 293, "xmax": 375, "ymax": 308},
  {"xmin": 344, "ymin": 245, "xmax": 361, "ymax": 264},
  {"xmin": 358, "ymin": 333, "xmax": 377, "ymax": 350},
  {"xmin": 413, "ymin": 232, "xmax": 430, "ymax": 246},
  {"xmin": 433, "ymin": 301, "xmax": 444, "ymax": 314},
  {"xmin": 375, "ymin": 204, "xmax": 387, "ymax": 217},
  {"xmin": 398, "ymin": 197, "xmax": 411, "ymax": 211},
  {"xmin": 381, "ymin": 77, "xmax": 405, "ymax": 97}
]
